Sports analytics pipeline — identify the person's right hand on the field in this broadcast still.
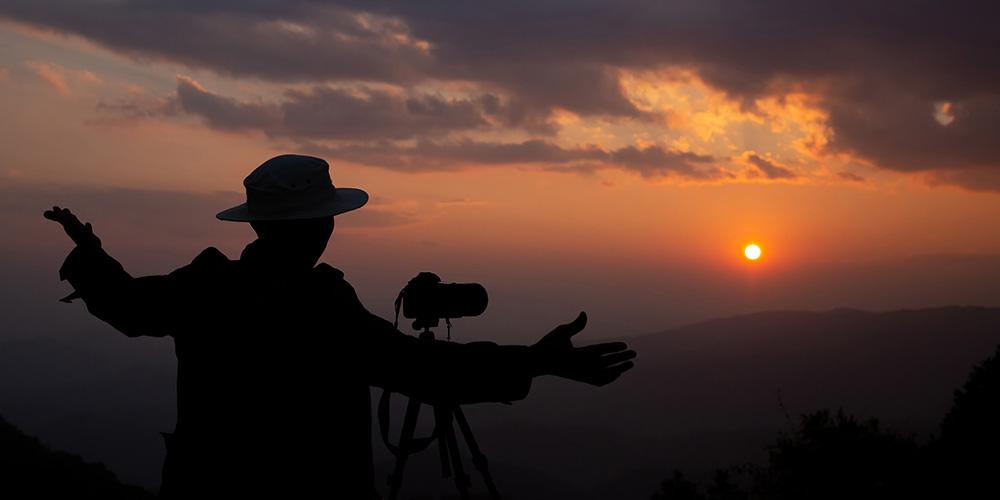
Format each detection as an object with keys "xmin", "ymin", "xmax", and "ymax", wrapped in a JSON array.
[
  {"xmin": 529, "ymin": 312, "xmax": 636, "ymax": 386},
  {"xmin": 44, "ymin": 206, "xmax": 101, "ymax": 249}
]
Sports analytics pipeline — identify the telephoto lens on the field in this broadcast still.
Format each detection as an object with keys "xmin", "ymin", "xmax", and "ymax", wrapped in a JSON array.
[{"xmin": 402, "ymin": 274, "xmax": 488, "ymax": 321}]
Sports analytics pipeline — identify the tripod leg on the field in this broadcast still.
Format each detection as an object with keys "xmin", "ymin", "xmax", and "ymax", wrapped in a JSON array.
[
  {"xmin": 387, "ymin": 397, "xmax": 424, "ymax": 500},
  {"xmin": 433, "ymin": 406, "xmax": 453, "ymax": 478},
  {"xmin": 453, "ymin": 406, "xmax": 502, "ymax": 500},
  {"xmin": 439, "ymin": 405, "xmax": 472, "ymax": 500}
]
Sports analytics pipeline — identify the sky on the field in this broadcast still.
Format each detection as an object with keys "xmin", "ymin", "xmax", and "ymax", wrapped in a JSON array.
[{"xmin": 3, "ymin": 0, "xmax": 1000, "ymax": 342}]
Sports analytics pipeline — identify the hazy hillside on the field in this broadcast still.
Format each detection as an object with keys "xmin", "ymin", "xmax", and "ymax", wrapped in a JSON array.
[
  {"xmin": 450, "ymin": 306, "xmax": 1000, "ymax": 498},
  {"xmin": 3, "ymin": 306, "xmax": 999, "ymax": 499},
  {"xmin": 0, "ymin": 414, "xmax": 154, "ymax": 499}
]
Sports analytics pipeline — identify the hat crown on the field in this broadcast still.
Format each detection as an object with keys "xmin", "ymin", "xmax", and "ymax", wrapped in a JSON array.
[
  {"xmin": 244, "ymin": 154, "xmax": 334, "ymax": 194},
  {"xmin": 243, "ymin": 155, "xmax": 337, "ymax": 218}
]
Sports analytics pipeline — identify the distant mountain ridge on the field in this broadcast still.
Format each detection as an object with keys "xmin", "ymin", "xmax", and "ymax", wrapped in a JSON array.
[
  {"xmin": 4, "ymin": 306, "xmax": 1000, "ymax": 499},
  {"xmin": 457, "ymin": 306, "xmax": 1000, "ymax": 498}
]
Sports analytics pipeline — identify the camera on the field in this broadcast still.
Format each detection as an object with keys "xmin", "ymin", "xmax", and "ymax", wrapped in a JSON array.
[{"xmin": 399, "ymin": 272, "xmax": 488, "ymax": 328}]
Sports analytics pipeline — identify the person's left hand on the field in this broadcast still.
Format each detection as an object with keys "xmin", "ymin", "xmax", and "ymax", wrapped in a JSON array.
[
  {"xmin": 529, "ymin": 312, "xmax": 636, "ymax": 386},
  {"xmin": 43, "ymin": 206, "xmax": 102, "ymax": 249}
]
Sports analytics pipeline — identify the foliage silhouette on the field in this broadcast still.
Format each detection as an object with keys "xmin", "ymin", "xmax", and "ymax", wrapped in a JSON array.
[
  {"xmin": 650, "ymin": 470, "xmax": 705, "ymax": 500},
  {"xmin": 650, "ymin": 468, "xmax": 749, "ymax": 500},
  {"xmin": 653, "ymin": 344, "xmax": 1000, "ymax": 500},
  {"xmin": 751, "ymin": 409, "xmax": 919, "ymax": 500},
  {"xmin": 931, "ymin": 343, "xmax": 1000, "ymax": 497}
]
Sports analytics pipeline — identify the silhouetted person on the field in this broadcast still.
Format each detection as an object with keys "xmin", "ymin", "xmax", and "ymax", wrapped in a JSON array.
[{"xmin": 45, "ymin": 154, "xmax": 636, "ymax": 499}]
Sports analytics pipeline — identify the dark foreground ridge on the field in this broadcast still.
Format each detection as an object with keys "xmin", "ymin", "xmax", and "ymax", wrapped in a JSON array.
[
  {"xmin": 4, "ymin": 306, "xmax": 1000, "ymax": 499},
  {"xmin": 0, "ymin": 413, "xmax": 154, "ymax": 500}
]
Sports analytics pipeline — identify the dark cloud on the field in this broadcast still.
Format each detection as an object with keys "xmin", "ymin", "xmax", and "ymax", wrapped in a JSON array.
[
  {"xmin": 745, "ymin": 154, "xmax": 797, "ymax": 180},
  {"xmin": 175, "ymin": 76, "xmax": 281, "ymax": 132},
  {"xmin": 0, "ymin": 1, "xmax": 679, "ymax": 124},
  {"xmin": 925, "ymin": 168, "xmax": 1000, "ymax": 194},
  {"xmin": 825, "ymin": 90, "xmax": 1000, "ymax": 179},
  {"xmin": 610, "ymin": 146, "xmax": 720, "ymax": 179},
  {"xmin": 113, "ymin": 76, "xmax": 497, "ymax": 140},
  {"xmin": 475, "ymin": 94, "xmax": 561, "ymax": 136},
  {"xmin": 0, "ymin": 2, "xmax": 433, "ymax": 83},
  {"xmin": 470, "ymin": 62, "xmax": 656, "ymax": 121},
  {"xmin": 279, "ymin": 86, "xmax": 488, "ymax": 139},
  {"xmin": 835, "ymin": 172, "xmax": 866, "ymax": 183},
  {"xmin": 306, "ymin": 139, "xmax": 721, "ymax": 179},
  {"xmin": 303, "ymin": 139, "xmax": 602, "ymax": 172}
]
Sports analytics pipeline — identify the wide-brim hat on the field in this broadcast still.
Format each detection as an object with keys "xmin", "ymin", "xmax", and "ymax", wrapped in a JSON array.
[{"xmin": 216, "ymin": 154, "xmax": 368, "ymax": 222}]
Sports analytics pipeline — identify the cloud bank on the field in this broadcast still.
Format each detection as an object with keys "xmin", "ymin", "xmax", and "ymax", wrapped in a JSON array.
[{"xmin": 3, "ymin": 0, "xmax": 999, "ymax": 190}]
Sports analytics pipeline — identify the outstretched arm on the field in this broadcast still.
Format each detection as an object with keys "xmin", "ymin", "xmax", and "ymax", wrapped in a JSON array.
[
  {"xmin": 528, "ymin": 312, "xmax": 636, "ymax": 386},
  {"xmin": 364, "ymin": 311, "xmax": 635, "ymax": 406},
  {"xmin": 43, "ymin": 206, "xmax": 221, "ymax": 337}
]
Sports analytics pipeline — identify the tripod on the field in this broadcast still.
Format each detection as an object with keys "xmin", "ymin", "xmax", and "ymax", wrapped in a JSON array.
[{"xmin": 382, "ymin": 326, "xmax": 502, "ymax": 500}]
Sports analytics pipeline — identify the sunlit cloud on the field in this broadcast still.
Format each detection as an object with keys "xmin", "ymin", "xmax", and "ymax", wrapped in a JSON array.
[
  {"xmin": 23, "ymin": 60, "xmax": 100, "ymax": 96},
  {"xmin": 436, "ymin": 198, "xmax": 488, "ymax": 207},
  {"xmin": 932, "ymin": 101, "xmax": 955, "ymax": 126}
]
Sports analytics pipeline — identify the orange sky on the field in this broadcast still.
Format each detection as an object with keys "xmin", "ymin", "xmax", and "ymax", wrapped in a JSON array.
[{"xmin": 3, "ymin": 7, "xmax": 1000, "ymax": 339}]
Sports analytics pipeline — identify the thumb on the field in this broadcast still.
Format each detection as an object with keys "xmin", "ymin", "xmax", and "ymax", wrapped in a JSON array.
[{"xmin": 554, "ymin": 311, "xmax": 587, "ymax": 339}]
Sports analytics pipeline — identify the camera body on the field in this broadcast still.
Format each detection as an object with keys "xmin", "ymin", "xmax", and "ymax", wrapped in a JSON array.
[{"xmin": 401, "ymin": 272, "xmax": 488, "ymax": 327}]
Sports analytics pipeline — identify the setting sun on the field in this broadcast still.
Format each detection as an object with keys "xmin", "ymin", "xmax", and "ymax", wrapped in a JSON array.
[{"xmin": 745, "ymin": 245, "xmax": 761, "ymax": 260}]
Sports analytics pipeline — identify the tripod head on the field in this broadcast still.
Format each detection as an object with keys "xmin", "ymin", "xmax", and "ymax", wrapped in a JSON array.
[{"xmin": 394, "ymin": 272, "xmax": 488, "ymax": 340}]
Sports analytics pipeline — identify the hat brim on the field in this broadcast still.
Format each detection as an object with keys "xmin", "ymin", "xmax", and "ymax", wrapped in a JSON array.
[{"xmin": 216, "ymin": 187, "xmax": 369, "ymax": 222}]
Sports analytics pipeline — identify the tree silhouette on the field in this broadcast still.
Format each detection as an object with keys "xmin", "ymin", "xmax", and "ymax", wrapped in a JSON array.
[
  {"xmin": 651, "ymin": 469, "xmax": 705, "ymax": 500},
  {"xmin": 705, "ymin": 468, "xmax": 748, "ymax": 500},
  {"xmin": 751, "ymin": 409, "xmax": 918, "ymax": 500},
  {"xmin": 652, "ymin": 344, "xmax": 1000, "ymax": 500},
  {"xmin": 932, "ymin": 344, "xmax": 1000, "ymax": 497}
]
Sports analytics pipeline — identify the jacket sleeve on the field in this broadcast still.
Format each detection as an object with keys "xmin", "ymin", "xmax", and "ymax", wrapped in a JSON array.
[
  {"xmin": 58, "ymin": 246, "xmax": 227, "ymax": 338},
  {"xmin": 340, "ymin": 288, "xmax": 537, "ymax": 405}
]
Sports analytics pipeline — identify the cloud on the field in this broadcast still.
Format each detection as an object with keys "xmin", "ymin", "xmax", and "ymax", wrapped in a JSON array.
[
  {"xmin": 824, "ymin": 90, "xmax": 1000, "ymax": 182},
  {"xmin": 280, "ymin": 85, "xmax": 488, "ymax": 139},
  {"xmin": 835, "ymin": 171, "xmax": 866, "ymax": 183},
  {"xmin": 25, "ymin": 61, "xmax": 69, "ymax": 95},
  {"xmin": 23, "ymin": 61, "xmax": 100, "ymax": 96},
  {"xmin": 436, "ymin": 198, "xmax": 487, "ymax": 207},
  {"xmin": 743, "ymin": 153, "xmax": 797, "ymax": 180},
  {"xmin": 0, "ymin": 2, "xmax": 687, "ymax": 123},
  {"xmin": 305, "ymin": 138, "xmax": 722, "ymax": 179},
  {"xmin": 7, "ymin": 1, "xmax": 1000, "ymax": 189},
  {"xmin": 173, "ymin": 76, "xmax": 281, "ymax": 132},
  {"xmin": 610, "ymin": 145, "xmax": 719, "ymax": 179},
  {"xmin": 106, "ymin": 76, "xmax": 518, "ymax": 140},
  {"xmin": 1, "ymin": 3, "xmax": 434, "ymax": 83}
]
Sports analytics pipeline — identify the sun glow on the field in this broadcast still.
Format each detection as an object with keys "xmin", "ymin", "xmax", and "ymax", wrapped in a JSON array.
[{"xmin": 745, "ymin": 244, "xmax": 761, "ymax": 260}]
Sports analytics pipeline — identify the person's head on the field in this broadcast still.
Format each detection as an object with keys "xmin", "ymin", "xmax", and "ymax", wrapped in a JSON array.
[
  {"xmin": 216, "ymin": 155, "xmax": 368, "ymax": 263},
  {"xmin": 249, "ymin": 216, "xmax": 335, "ymax": 267}
]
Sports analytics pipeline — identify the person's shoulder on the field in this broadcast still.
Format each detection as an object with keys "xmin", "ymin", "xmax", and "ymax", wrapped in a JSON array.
[
  {"xmin": 169, "ymin": 247, "xmax": 232, "ymax": 278},
  {"xmin": 312, "ymin": 263, "xmax": 361, "ymax": 299},
  {"xmin": 192, "ymin": 246, "xmax": 231, "ymax": 265},
  {"xmin": 313, "ymin": 263, "xmax": 346, "ymax": 281}
]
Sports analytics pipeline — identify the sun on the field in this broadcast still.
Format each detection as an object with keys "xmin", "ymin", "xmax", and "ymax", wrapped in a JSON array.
[{"xmin": 744, "ymin": 244, "xmax": 761, "ymax": 260}]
